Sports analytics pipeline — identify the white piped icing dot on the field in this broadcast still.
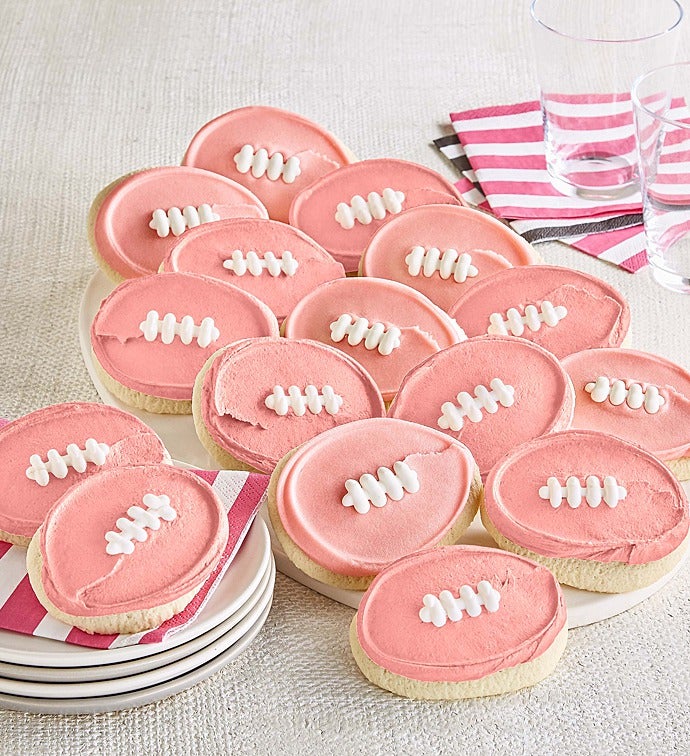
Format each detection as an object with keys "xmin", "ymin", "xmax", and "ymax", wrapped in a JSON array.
[
  {"xmin": 419, "ymin": 581, "xmax": 501, "ymax": 627},
  {"xmin": 233, "ymin": 144, "xmax": 302, "ymax": 184},
  {"xmin": 584, "ymin": 377, "xmax": 665, "ymax": 414},
  {"xmin": 487, "ymin": 301, "xmax": 567, "ymax": 336},
  {"xmin": 329, "ymin": 314, "xmax": 401, "ymax": 356},
  {"xmin": 342, "ymin": 460, "xmax": 419, "ymax": 514},
  {"xmin": 539, "ymin": 476, "xmax": 627, "ymax": 509},
  {"xmin": 405, "ymin": 246, "xmax": 478, "ymax": 283},
  {"xmin": 437, "ymin": 378, "xmax": 515, "ymax": 431},
  {"xmin": 222, "ymin": 250, "xmax": 299, "ymax": 277},
  {"xmin": 149, "ymin": 204, "xmax": 220, "ymax": 238},
  {"xmin": 104, "ymin": 493, "xmax": 177, "ymax": 556},
  {"xmin": 334, "ymin": 189, "xmax": 405, "ymax": 229},
  {"xmin": 139, "ymin": 310, "xmax": 220, "ymax": 348},
  {"xmin": 26, "ymin": 439, "xmax": 110, "ymax": 487},
  {"xmin": 264, "ymin": 385, "xmax": 343, "ymax": 416}
]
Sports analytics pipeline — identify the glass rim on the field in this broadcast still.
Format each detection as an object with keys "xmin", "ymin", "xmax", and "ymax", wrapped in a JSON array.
[
  {"xmin": 530, "ymin": 0, "xmax": 684, "ymax": 44},
  {"xmin": 632, "ymin": 61, "xmax": 690, "ymax": 130}
]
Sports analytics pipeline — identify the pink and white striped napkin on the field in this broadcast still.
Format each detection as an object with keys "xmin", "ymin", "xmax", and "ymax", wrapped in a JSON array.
[{"xmin": 0, "ymin": 418, "xmax": 269, "ymax": 650}]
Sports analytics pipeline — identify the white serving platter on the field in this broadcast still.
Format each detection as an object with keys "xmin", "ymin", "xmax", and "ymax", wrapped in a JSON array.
[
  {"xmin": 80, "ymin": 270, "xmax": 690, "ymax": 629},
  {"xmin": 0, "ymin": 517, "xmax": 271, "ymax": 668}
]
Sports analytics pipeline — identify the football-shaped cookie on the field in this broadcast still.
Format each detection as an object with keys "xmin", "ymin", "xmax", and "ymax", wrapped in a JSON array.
[
  {"xmin": 0, "ymin": 403, "xmax": 168, "ymax": 547},
  {"xmin": 27, "ymin": 465, "xmax": 228, "ymax": 635},
  {"xmin": 193, "ymin": 337, "xmax": 386, "ymax": 473},
  {"xmin": 561, "ymin": 348, "xmax": 690, "ymax": 480},
  {"xmin": 448, "ymin": 265, "xmax": 631, "ymax": 358},
  {"xmin": 289, "ymin": 158, "xmax": 464, "ymax": 271},
  {"xmin": 361, "ymin": 204, "xmax": 539, "ymax": 311},
  {"xmin": 89, "ymin": 166, "xmax": 268, "ymax": 280},
  {"xmin": 268, "ymin": 417, "xmax": 481, "ymax": 590},
  {"xmin": 482, "ymin": 429, "xmax": 690, "ymax": 592},
  {"xmin": 182, "ymin": 105, "xmax": 353, "ymax": 223},
  {"xmin": 161, "ymin": 217, "xmax": 345, "ymax": 322},
  {"xmin": 350, "ymin": 545, "xmax": 567, "ymax": 699},
  {"xmin": 91, "ymin": 272, "xmax": 279, "ymax": 414},
  {"xmin": 281, "ymin": 277, "xmax": 465, "ymax": 402},
  {"xmin": 388, "ymin": 335, "xmax": 574, "ymax": 478}
]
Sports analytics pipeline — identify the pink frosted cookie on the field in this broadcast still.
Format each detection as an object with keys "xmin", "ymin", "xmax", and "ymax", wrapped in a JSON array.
[
  {"xmin": 91, "ymin": 272, "xmax": 279, "ymax": 414},
  {"xmin": 289, "ymin": 158, "xmax": 464, "ymax": 272},
  {"xmin": 482, "ymin": 429, "xmax": 690, "ymax": 593},
  {"xmin": 88, "ymin": 166, "xmax": 268, "ymax": 280},
  {"xmin": 160, "ymin": 217, "xmax": 345, "ymax": 322},
  {"xmin": 448, "ymin": 265, "xmax": 631, "ymax": 359},
  {"xmin": 193, "ymin": 337, "xmax": 386, "ymax": 473},
  {"xmin": 350, "ymin": 545, "xmax": 567, "ymax": 699},
  {"xmin": 0, "ymin": 402, "xmax": 168, "ymax": 547},
  {"xmin": 281, "ymin": 277, "xmax": 465, "ymax": 402},
  {"xmin": 561, "ymin": 348, "xmax": 690, "ymax": 481},
  {"xmin": 388, "ymin": 335, "xmax": 574, "ymax": 478},
  {"xmin": 360, "ymin": 205, "xmax": 539, "ymax": 311},
  {"xmin": 268, "ymin": 418, "xmax": 481, "ymax": 590},
  {"xmin": 26, "ymin": 465, "xmax": 228, "ymax": 635},
  {"xmin": 182, "ymin": 106, "xmax": 353, "ymax": 223}
]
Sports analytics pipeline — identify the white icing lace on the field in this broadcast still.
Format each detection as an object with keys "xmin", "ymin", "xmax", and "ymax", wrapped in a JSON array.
[
  {"xmin": 419, "ymin": 582, "xmax": 501, "ymax": 627},
  {"xmin": 149, "ymin": 205, "xmax": 220, "ymax": 238},
  {"xmin": 26, "ymin": 440, "xmax": 110, "ymax": 487},
  {"xmin": 222, "ymin": 250, "xmax": 299, "ymax": 277},
  {"xmin": 342, "ymin": 461, "xmax": 419, "ymax": 515},
  {"xmin": 329, "ymin": 314, "xmax": 401, "ymax": 356},
  {"xmin": 139, "ymin": 311, "xmax": 220, "ymax": 348},
  {"xmin": 233, "ymin": 144, "xmax": 301, "ymax": 184},
  {"xmin": 584, "ymin": 377, "xmax": 665, "ymax": 414},
  {"xmin": 405, "ymin": 247, "xmax": 478, "ymax": 283},
  {"xmin": 264, "ymin": 385, "xmax": 343, "ymax": 416},
  {"xmin": 487, "ymin": 301, "xmax": 568, "ymax": 336},
  {"xmin": 334, "ymin": 189, "xmax": 405, "ymax": 229},
  {"xmin": 437, "ymin": 378, "xmax": 515, "ymax": 431},
  {"xmin": 105, "ymin": 494, "xmax": 177, "ymax": 556},
  {"xmin": 539, "ymin": 476, "xmax": 627, "ymax": 509}
]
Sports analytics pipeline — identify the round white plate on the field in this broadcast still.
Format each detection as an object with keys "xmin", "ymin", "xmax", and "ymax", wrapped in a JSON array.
[
  {"xmin": 0, "ymin": 561, "xmax": 274, "ymax": 698},
  {"xmin": 80, "ymin": 270, "xmax": 690, "ymax": 629},
  {"xmin": 0, "ymin": 554, "xmax": 274, "ymax": 683},
  {"xmin": 0, "ymin": 600, "xmax": 271, "ymax": 714},
  {"xmin": 0, "ymin": 517, "xmax": 271, "ymax": 668}
]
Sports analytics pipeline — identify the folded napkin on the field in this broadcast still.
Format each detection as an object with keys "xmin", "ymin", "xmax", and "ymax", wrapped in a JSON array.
[
  {"xmin": 433, "ymin": 133, "xmax": 648, "ymax": 273},
  {"xmin": 0, "ymin": 414, "xmax": 268, "ymax": 650}
]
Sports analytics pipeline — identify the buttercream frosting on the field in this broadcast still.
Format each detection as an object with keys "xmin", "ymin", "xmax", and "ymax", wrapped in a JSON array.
[
  {"xmin": 289, "ymin": 158, "xmax": 464, "ymax": 271},
  {"xmin": 39, "ymin": 465, "xmax": 228, "ymax": 616},
  {"xmin": 161, "ymin": 217, "xmax": 345, "ymax": 322},
  {"xmin": 282, "ymin": 277, "xmax": 465, "ymax": 402},
  {"xmin": 92, "ymin": 166, "xmax": 267, "ymax": 279},
  {"xmin": 182, "ymin": 105, "xmax": 352, "ymax": 223},
  {"xmin": 484, "ymin": 429, "xmax": 689, "ymax": 564},
  {"xmin": 275, "ymin": 418, "xmax": 476, "ymax": 576},
  {"xmin": 561, "ymin": 348, "xmax": 690, "ymax": 461},
  {"xmin": 448, "ymin": 265, "xmax": 630, "ymax": 359},
  {"xmin": 388, "ymin": 335, "xmax": 574, "ymax": 478},
  {"xmin": 356, "ymin": 545, "xmax": 566, "ymax": 682},
  {"xmin": 198, "ymin": 337, "xmax": 386, "ymax": 473},
  {"xmin": 0, "ymin": 403, "xmax": 167, "ymax": 540},
  {"xmin": 91, "ymin": 272, "xmax": 279, "ymax": 402},
  {"xmin": 361, "ymin": 204, "xmax": 538, "ymax": 311}
]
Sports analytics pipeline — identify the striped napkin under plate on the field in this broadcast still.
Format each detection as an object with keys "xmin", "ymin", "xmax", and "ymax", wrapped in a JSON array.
[
  {"xmin": 433, "ymin": 132, "xmax": 648, "ymax": 273},
  {"xmin": 0, "ymin": 416, "xmax": 268, "ymax": 649}
]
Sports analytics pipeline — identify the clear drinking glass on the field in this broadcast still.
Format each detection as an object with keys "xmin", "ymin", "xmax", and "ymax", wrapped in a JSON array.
[
  {"xmin": 530, "ymin": 0, "xmax": 683, "ymax": 200},
  {"xmin": 634, "ymin": 62, "xmax": 690, "ymax": 293}
]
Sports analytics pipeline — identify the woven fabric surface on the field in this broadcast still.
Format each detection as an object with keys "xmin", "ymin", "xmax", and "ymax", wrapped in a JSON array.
[{"xmin": 0, "ymin": 1, "xmax": 688, "ymax": 754}]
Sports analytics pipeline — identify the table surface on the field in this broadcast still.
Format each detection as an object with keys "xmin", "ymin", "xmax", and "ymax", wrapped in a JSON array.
[{"xmin": 1, "ymin": 1, "xmax": 689, "ymax": 754}]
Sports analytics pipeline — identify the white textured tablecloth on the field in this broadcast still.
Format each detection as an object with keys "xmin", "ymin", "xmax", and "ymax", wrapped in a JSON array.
[{"xmin": 1, "ymin": 2, "xmax": 689, "ymax": 753}]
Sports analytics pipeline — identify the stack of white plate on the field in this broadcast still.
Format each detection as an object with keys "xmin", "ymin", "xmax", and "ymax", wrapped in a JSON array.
[{"xmin": 0, "ymin": 518, "xmax": 274, "ymax": 714}]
